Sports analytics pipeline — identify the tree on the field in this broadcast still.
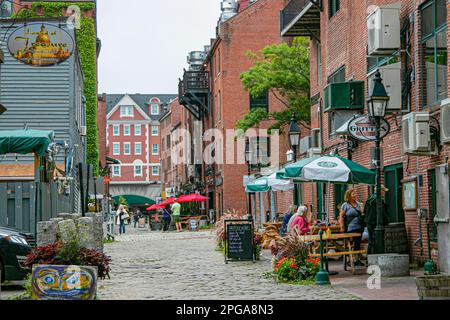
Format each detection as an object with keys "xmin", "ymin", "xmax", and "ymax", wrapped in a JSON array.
[
  {"xmin": 236, "ymin": 37, "xmax": 310, "ymax": 133},
  {"xmin": 118, "ymin": 196, "xmax": 128, "ymax": 209}
]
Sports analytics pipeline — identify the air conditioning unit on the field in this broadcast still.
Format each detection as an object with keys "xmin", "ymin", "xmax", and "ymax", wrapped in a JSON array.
[
  {"xmin": 80, "ymin": 126, "xmax": 87, "ymax": 136},
  {"xmin": 402, "ymin": 112, "xmax": 434, "ymax": 155},
  {"xmin": 441, "ymin": 101, "xmax": 450, "ymax": 143},
  {"xmin": 368, "ymin": 62, "xmax": 401, "ymax": 111},
  {"xmin": 367, "ymin": 3, "xmax": 401, "ymax": 56},
  {"xmin": 324, "ymin": 81, "xmax": 365, "ymax": 112}
]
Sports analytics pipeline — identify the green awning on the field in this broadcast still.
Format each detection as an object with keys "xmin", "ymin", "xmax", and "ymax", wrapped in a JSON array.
[
  {"xmin": 113, "ymin": 195, "xmax": 156, "ymax": 206},
  {"xmin": 0, "ymin": 129, "xmax": 54, "ymax": 157}
]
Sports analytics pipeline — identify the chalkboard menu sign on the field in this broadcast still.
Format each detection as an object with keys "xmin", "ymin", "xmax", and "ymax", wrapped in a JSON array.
[{"xmin": 225, "ymin": 220, "xmax": 255, "ymax": 262}]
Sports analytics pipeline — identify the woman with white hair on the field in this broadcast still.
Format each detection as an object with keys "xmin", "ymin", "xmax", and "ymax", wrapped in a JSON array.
[{"xmin": 291, "ymin": 205, "xmax": 311, "ymax": 236}]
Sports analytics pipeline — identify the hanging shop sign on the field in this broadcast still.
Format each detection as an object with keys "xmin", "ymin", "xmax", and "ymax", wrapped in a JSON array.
[
  {"xmin": 348, "ymin": 115, "xmax": 390, "ymax": 142},
  {"xmin": 8, "ymin": 23, "xmax": 75, "ymax": 67}
]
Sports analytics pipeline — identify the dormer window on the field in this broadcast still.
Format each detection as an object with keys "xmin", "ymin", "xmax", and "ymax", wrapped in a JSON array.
[
  {"xmin": 120, "ymin": 105, "xmax": 133, "ymax": 117},
  {"xmin": 151, "ymin": 103, "xmax": 159, "ymax": 115}
]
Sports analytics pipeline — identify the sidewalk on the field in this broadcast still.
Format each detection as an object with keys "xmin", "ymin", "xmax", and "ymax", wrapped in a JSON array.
[{"xmin": 325, "ymin": 260, "xmax": 420, "ymax": 300}]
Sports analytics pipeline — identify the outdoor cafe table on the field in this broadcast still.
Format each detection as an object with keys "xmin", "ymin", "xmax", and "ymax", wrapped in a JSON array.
[{"xmin": 300, "ymin": 232, "xmax": 365, "ymax": 275}]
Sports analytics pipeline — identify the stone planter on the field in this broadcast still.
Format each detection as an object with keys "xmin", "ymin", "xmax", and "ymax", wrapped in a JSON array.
[
  {"xmin": 416, "ymin": 274, "xmax": 450, "ymax": 300},
  {"xmin": 368, "ymin": 254, "xmax": 410, "ymax": 277},
  {"xmin": 31, "ymin": 265, "xmax": 98, "ymax": 300}
]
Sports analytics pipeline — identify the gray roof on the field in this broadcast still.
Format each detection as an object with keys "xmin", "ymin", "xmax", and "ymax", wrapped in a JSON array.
[{"xmin": 105, "ymin": 94, "xmax": 177, "ymax": 121}]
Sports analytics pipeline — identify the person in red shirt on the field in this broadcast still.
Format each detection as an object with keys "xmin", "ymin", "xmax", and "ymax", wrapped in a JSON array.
[{"xmin": 291, "ymin": 205, "xmax": 311, "ymax": 236}]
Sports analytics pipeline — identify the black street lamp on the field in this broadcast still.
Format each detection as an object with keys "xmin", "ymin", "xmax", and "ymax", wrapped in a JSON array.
[
  {"xmin": 367, "ymin": 70, "xmax": 390, "ymax": 254},
  {"xmin": 288, "ymin": 113, "xmax": 300, "ymax": 206},
  {"xmin": 245, "ymin": 142, "xmax": 253, "ymax": 221}
]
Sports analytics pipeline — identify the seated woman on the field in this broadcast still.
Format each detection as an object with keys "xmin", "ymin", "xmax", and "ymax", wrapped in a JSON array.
[{"xmin": 291, "ymin": 205, "xmax": 311, "ymax": 236}]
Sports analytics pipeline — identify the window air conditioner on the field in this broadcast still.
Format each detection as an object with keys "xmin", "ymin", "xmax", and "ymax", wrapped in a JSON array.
[
  {"xmin": 441, "ymin": 102, "xmax": 450, "ymax": 144},
  {"xmin": 307, "ymin": 128, "xmax": 321, "ymax": 157},
  {"xmin": 80, "ymin": 126, "xmax": 87, "ymax": 137},
  {"xmin": 401, "ymin": 112, "xmax": 433, "ymax": 155},
  {"xmin": 367, "ymin": 3, "xmax": 401, "ymax": 56},
  {"xmin": 368, "ymin": 62, "xmax": 402, "ymax": 111}
]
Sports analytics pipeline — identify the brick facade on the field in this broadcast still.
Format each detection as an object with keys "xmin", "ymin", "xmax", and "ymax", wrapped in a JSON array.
[
  {"xmin": 290, "ymin": 0, "xmax": 450, "ymax": 265},
  {"xmin": 201, "ymin": 0, "xmax": 293, "ymax": 221}
]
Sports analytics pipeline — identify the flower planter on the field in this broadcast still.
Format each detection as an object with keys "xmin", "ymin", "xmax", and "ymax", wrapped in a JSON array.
[
  {"xmin": 416, "ymin": 274, "xmax": 450, "ymax": 300},
  {"xmin": 31, "ymin": 265, "xmax": 98, "ymax": 300}
]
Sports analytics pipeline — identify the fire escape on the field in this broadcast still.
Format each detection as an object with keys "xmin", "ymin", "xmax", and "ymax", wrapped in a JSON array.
[{"xmin": 178, "ymin": 52, "xmax": 210, "ymax": 120}]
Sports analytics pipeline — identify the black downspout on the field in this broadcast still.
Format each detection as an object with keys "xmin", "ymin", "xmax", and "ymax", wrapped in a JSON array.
[
  {"xmin": 208, "ymin": 57, "xmax": 217, "ymax": 217},
  {"xmin": 79, "ymin": 163, "xmax": 85, "ymax": 217}
]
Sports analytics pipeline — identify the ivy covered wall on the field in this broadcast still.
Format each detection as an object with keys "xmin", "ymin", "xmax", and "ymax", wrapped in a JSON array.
[{"xmin": 15, "ymin": 1, "xmax": 99, "ymax": 174}]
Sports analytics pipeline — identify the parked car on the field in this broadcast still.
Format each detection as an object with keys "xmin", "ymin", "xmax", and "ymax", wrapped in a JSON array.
[{"xmin": 0, "ymin": 227, "xmax": 33, "ymax": 283}]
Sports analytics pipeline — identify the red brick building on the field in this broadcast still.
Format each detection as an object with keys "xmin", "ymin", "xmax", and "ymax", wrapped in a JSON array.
[
  {"xmin": 104, "ymin": 94, "xmax": 176, "ymax": 202},
  {"xmin": 177, "ymin": 0, "xmax": 295, "ymax": 223},
  {"xmin": 160, "ymin": 97, "xmax": 186, "ymax": 198},
  {"xmin": 281, "ymin": 0, "xmax": 450, "ymax": 270}
]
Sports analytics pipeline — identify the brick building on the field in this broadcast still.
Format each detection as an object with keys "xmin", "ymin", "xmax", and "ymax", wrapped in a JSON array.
[
  {"xmin": 176, "ymin": 0, "xmax": 296, "ymax": 223},
  {"xmin": 160, "ymin": 97, "xmax": 187, "ymax": 198},
  {"xmin": 280, "ymin": 0, "xmax": 450, "ymax": 271},
  {"xmin": 104, "ymin": 94, "xmax": 176, "ymax": 203}
]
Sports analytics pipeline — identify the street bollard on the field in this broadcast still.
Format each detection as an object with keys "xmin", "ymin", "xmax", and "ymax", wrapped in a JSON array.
[{"xmin": 315, "ymin": 230, "xmax": 331, "ymax": 285}]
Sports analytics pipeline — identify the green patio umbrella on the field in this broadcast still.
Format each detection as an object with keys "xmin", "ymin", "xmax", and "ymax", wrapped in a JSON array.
[
  {"xmin": 277, "ymin": 155, "xmax": 375, "ymax": 185},
  {"xmin": 276, "ymin": 155, "xmax": 375, "ymax": 224}
]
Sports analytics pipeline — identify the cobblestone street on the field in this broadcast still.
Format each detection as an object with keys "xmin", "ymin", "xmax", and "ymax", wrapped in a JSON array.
[{"xmin": 97, "ymin": 227, "xmax": 359, "ymax": 300}]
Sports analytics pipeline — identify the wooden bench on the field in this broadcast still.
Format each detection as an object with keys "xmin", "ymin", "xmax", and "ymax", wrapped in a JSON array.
[
  {"xmin": 310, "ymin": 250, "xmax": 367, "ymax": 258},
  {"xmin": 310, "ymin": 250, "xmax": 368, "ymax": 274}
]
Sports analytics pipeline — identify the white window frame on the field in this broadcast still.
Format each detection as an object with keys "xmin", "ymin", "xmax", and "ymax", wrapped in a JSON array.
[
  {"xmin": 151, "ymin": 126, "xmax": 158, "ymax": 136},
  {"xmin": 151, "ymin": 103, "xmax": 159, "ymax": 115},
  {"xmin": 113, "ymin": 124, "xmax": 120, "ymax": 136},
  {"xmin": 135, "ymin": 142, "xmax": 142, "ymax": 155},
  {"xmin": 112, "ymin": 165, "xmax": 121, "ymax": 177},
  {"xmin": 123, "ymin": 124, "xmax": 131, "ymax": 136},
  {"xmin": 120, "ymin": 105, "xmax": 133, "ymax": 117},
  {"xmin": 152, "ymin": 144, "xmax": 158, "ymax": 155},
  {"xmin": 134, "ymin": 165, "xmax": 143, "ymax": 177},
  {"xmin": 124, "ymin": 142, "xmax": 131, "ymax": 155},
  {"xmin": 134, "ymin": 124, "xmax": 142, "ymax": 136},
  {"xmin": 113, "ymin": 142, "xmax": 120, "ymax": 155},
  {"xmin": 152, "ymin": 166, "xmax": 159, "ymax": 176}
]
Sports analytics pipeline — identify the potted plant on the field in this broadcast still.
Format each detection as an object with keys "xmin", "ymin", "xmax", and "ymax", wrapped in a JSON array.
[{"xmin": 22, "ymin": 232, "xmax": 110, "ymax": 300}]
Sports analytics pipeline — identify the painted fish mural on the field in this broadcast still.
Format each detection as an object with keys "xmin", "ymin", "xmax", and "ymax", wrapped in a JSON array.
[{"xmin": 31, "ymin": 265, "xmax": 97, "ymax": 300}]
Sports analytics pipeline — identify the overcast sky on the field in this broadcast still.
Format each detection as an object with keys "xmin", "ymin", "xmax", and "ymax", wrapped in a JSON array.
[{"xmin": 97, "ymin": 0, "xmax": 221, "ymax": 95}]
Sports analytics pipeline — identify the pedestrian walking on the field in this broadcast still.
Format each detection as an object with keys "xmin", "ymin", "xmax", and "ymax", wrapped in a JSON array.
[
  {"xmin": 162, "ymin": 204, "xmax": 172, "ymax": 232},
  {"xmin": 171, "ymin": 199, "xmax": 182, "ymax": 232},
  {"xmin": 339, "ymin": 189, "xmax": 365, "ymax": 266},
  {"xmin": 116, "ymin": 204, "xmax": 129, "ymax": 235},
  {"xmin": 134, "ymin": 210, "xmax": 140, "ymax": 228}
]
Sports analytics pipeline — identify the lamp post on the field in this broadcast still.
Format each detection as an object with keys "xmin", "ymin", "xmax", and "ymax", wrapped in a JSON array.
[
  {"xmin": 367, "ymin": 70, "xmax": 390, "ymax": 254},
  {"xmin": 288, "ymin": 113, "xmax": 300, "ymax": 206},
  {"xmin": 245, "ymin": 142, "xmax": 253, "ymax": 221}
]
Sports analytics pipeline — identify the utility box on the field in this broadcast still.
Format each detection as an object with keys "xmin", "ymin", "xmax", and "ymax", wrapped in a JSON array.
[
  {"xmin": 324, "ymin": 81, "xmax": 365, "ymax": 112},
  {"xmin": 367, "ymin": 3, "xmax": 401, "ymax": 56},
  {"xmin": 435, "ymin": 164, "xmax": 450, "ymax": 274}
]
